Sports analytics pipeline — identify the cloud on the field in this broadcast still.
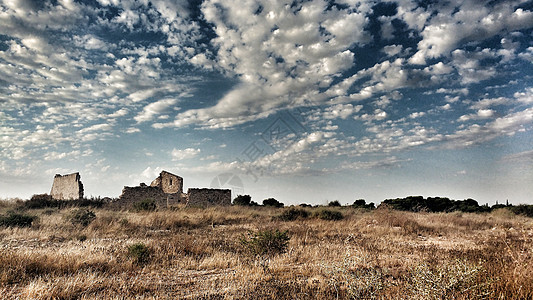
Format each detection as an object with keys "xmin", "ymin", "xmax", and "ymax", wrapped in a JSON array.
[
  {"xmin": 409, "ymin": 112, "xmax": 426, "ymax": 119},
  {"xmin": 382, "ymin": 45, "xmax": 403, "ymax": 57},
  {"xmin": 458, "ymin": 109, "xmax": 495, "ymax": 122},
  {"xmin": 514, "ymin": 88, "xmax": 533, "ymax": 104},
  {"xmin": 339, "ymin": 156, "xmax": 407, "ymax": 171},
  {"xmin": 518, "ymin": 46, "xmax": 533, "ymax": 63},
  {"xmin": 134, "ymin": 98, "xmax": 179, "ymax": 123},
  {"xmin": 165, "ymin": 0, "xmax": 373, "ymax": 128},
  {"xmin": 443, "ymin": 107, "xmax": 533, "ymax": 148},
  {"xmin": 470, "ymin": 97, "xmax": 510, "ymax": 110},
  {"xmin": 323, "ymin": 104, "xmax": 363, "ymax": 120},
  {"xmin": 408, "ymin": 1, "xmax": 533, "ymax": 65},
  {"xmin": 171, "ymin": 148, "xmax": 201, "ymax": 161},
  {"xmin": 501, "ymin": 150, "xmax": 533, "ymax": 164}
]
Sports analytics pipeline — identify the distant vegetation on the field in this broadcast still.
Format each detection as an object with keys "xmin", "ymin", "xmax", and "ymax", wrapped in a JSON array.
[
  {"xmin": 6, "ymin": 193, "xmax": 533, "ymax": 219},
  {"xmin": 381, "ymin": 195, "xmax": 533, "ymax": 217}
]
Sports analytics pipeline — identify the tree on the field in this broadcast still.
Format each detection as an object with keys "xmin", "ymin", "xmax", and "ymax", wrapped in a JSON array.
[
  {"xmin": 328, "ymin": 200, "xmax": 341, "ymax": 207},
  {"xmin": 353, "ymin": 199, "xmax": 366, "ymax": 207},
  {"xmin": 263, "ymin": 198, "xmax": 284, "ymax": 208},
  {"xmin": 233, "ymin": 195, "xmax": 252, "ymax": 206}
]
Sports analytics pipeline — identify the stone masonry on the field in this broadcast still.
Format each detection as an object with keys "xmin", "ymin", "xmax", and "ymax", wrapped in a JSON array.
[
  {"xmin": 116, "ymin": 171, "xmax": 184, "ymax": 208},
  {"xmin": 150, "ymin": 171, "xmax": 183, "ymax": 194},
  {"xmin": 187, "ymin": 188, "xmax": 231, "ymax": 207},
  {"xmin": 50, "ymin": 172, "xmax": 84, "ymax": 200}
]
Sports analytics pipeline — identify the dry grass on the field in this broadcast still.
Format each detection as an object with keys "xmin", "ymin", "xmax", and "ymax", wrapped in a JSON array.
[{"xmin": 0, "ymin": 204, "xmax": 531, "ymax": 299}]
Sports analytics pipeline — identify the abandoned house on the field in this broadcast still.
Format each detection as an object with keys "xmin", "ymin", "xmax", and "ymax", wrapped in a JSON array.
[
  {"xmin": 50, "ymin": 172, "xmax": 84, "ymax": 200},
  {"xmin": 115, "ymin": 170, "xmax": 231, "ymax": 208},
  {"xmin": 188, "ymin": 188, "xmax": 232, "ymax": 207}
]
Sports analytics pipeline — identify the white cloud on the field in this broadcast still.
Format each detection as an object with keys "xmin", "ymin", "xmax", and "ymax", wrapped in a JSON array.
[
  {"xmin": 135, "ymin": 98, "xmax": 179, "ymax": 123},
  {"xmin": 470, "ymin": 97, "xmax": 510, "ymax": 110},
  {"xmin": 382, "ymin": 45, "xmax": 403, "ymax": 57},
  {"xmin": 43, "ymin": 150, "xmax": 81, "ymax": 161},
  {"xmin": 167, "ymin": 0, "xmax": 373, "ymax": 128},
  {"xmin": 518, "ymin": 47, "xmax": 533, "ymax": 62},
  {"xmin": 444, "ymin": 107, "xmax": 533, "ymax": 148},
  {"xmin": 409, "ymin": 112, "xmax": 426, "ymax": 119},
  {"xmin": 514, "ymin": 88, "xmax": 533, "ymax": 104},
  {"xmin": 458, "ymin": 109, "xmax": 495, "ymax": 122},
  {"xmin": 408, "ymin": 1, "xmax": 533, "ymax": 65},
  {"xmin": 171, "ymin": 148, "xmax": 201, "ymax": 161},
  {"xmin": 340, "ymin": 156, "xmax": 406, "ymax": 171},
  {"xmin": 323, "ymin": 104, "xmax": 363, "ymax": 119}
]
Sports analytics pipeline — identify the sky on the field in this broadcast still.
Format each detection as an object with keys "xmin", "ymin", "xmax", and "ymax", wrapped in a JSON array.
[{"xmin": 1, "ymin": 0, "xmax": 533, "ymax": 205}]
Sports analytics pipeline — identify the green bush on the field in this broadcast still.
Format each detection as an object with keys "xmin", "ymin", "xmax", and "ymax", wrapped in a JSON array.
[
  {"xmin": 263, "ymin": 198, "xmax": 284, "ymax": 208},
  {"xmin": 277, "ymin": 208, "xmax": 309, "ymax": 221},
  {"xmin": 233, "ymin": 195, "xmax": 252, "ymax": 206},
  {"xmin": 240, "ymin": 229, "xmax": 290, "ymax": 257},
  {"xmin": 315, "ymin": 209, "xmax": 343, "ymax": 221},
  {"xmin": 70, "ymin": 209, "xmax": 96, "ymax": 227},
  {"xmin": 133, "ymin": 199, "xmax": 156, "ymax": 211},
  {"xmin": 0, "ymin": 212, "xmax": 36, "ymax": 227},
  {"xmin": 127, "ymin": 243, "xmax": 151, "ymax": 265},
  {"xmin": 328, "ymin": 200, "xmax": 341, "ymax": 207},
  {"xmin": 508, "ymin": 205, "xmax": 533, "ymax": 218}
]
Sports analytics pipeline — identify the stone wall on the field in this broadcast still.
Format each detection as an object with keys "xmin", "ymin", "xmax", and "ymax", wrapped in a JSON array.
[
  {"xmin": 50, "ymin": 173, "xmax": 84, "ymax": 200},
  {"xmin": 187, "ymin": 188, "xmax": 231, "ymax": 207},
  {"xmin": 150, "ymin": 171, "xmax": 183, "ymax": 194},
  {"xmin": 114, "ymin": 184, "xmax": 182, "ymax": 208}
]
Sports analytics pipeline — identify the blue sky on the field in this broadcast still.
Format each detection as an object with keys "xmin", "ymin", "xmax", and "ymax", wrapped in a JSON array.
[{"xmin": 1, "ymin": 0, "xmax": 532, "ymax": 205}]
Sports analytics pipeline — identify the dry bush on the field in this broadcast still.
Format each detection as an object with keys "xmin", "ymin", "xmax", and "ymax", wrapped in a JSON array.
[{"xmin": 373, "ymin": 208, "xmax": 436, "ymax": 235}]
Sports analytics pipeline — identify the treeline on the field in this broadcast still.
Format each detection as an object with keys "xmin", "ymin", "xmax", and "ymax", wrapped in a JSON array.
[
  {"xmin": 233, "ymin": 194, "xmax": 533, "ymax": 218},
  {"xmin": 381, "ymin": 196, "xmax": 533, "ymax": 217}
]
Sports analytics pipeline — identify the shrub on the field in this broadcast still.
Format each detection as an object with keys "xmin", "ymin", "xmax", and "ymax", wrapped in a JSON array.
[
  {"xmin": 508, "ymin": 205, "xmax": 533, "ymax": 218},
  {"xmin": 233, "ymin": 195, "xmax": 252, "ymax": 206},
  {"xmin": 277, "ymin": 207, "xmax": 309, "ymax": 221},
  {"xmin": 0, "ymin": 212, "xmax": 36, "ymax": 227},
  {"xmin": 132, "ymin": 199, "xmax": 156, "ymax": 211},
  {"xmin": 328, "ymin": 200, "xmax": 341, "ymax": 207},
  {"xmin": 24, "ymin": 194, "xmax": 58, "ymax": 209},
  {"xmin": 127, "ymin": 243, "xmax": 151, "ymax": 265},
  {"xmin": 315, "ymin": 209, "xmax": 343, "ymax": 221},
  {"xmin": 409, "ymin": 259, "xmax": 488, "ymax": 299},
  {"xmin": 352, "ymin": 199, "xmax": 375, "ymax": 209},
  {"xmin": 263, "ymin": 198, "xmax": 284, "ymax": 208},
  {"xmin": 240, "ymin": 229, "xmax": 290, "ymax": 257},
  {"xmin": 69, "ymin": 209, "xmax": 96, "ymax": 227}
]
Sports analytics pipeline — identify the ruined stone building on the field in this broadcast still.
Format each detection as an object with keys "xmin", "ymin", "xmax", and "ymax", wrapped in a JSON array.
[
  {"xmin": 188, "ymin": 188, "xmax": 231, "ymax": 207},
  {"xmin": 150, "ymin": 171, "xmax": 183, "ymax": 194},
  {"xmin": 115, "ymin": 170, "xmax": 230, "ymax": 208},
  {"xmin": 50, "ymin": 172, "xmax": 84, "ymax": 200}
]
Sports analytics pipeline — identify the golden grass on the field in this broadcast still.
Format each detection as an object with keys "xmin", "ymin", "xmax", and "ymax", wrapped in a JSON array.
[{"xmin": 0, "ymin": 204, "xmax": 531, "ymax": 299}]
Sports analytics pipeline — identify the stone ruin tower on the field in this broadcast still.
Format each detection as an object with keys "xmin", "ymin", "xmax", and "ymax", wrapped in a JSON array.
[
  {"xmin": 150, "ymin": 170, "xmax": 183, "ymax": 194},
  {"xmin": 50, "ymin": 172, "xmax": 84, "ymax": 200}
]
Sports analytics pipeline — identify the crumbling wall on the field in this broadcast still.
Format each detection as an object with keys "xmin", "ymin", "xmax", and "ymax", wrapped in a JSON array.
[
  {"xmin": 50, "ymin": 173, "xmax": 84, "ymax": 200},
  {"xmin": 150, "ymin": 171, "xmax": 183, "ymax": 194},
  {"xmin": 187, "ymin": 188, "xmax": 231, "ymax": 207},
  {"xmin": 114, "ymin": 184, "xmax": 182, "ymax": 208}
]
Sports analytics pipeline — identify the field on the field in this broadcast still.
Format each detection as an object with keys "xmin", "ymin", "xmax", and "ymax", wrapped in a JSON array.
[{"xmin": 0, "ymin": 202, "xmax": 532, "ymax": 299}]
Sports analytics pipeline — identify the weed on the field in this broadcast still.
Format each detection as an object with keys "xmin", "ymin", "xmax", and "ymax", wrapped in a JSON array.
[
  {"xmin": 133, "ymin": 199, "xmax": 156, "ymax": 211},
  {"xmin": 314, "ymin": 209, "xmax": 343, "ymax": 221},
  {"xmin": 0, "ymin": 212, "xmax": 36, "ymax": 227},
  {"xmin": 240, "ymin": 229, "xmax": 290, "ymax": 257},
  {"xmin": 322, "ymin": 250, "xmax": 388, "ymax": 299},
  {"xmin": 277, "ymin": 207, "xmax": 309, "ymax": 221},
  {"xmin": 409, "ymin": 259, "xmax": 489, "ymax": 299},
  {"xmin": 69, "ymin": 209, "xmax": 96, "ymax": 227},
  {"xmin": 128, "ymin": 243, "xmax": 151, "ymax": 265}
]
